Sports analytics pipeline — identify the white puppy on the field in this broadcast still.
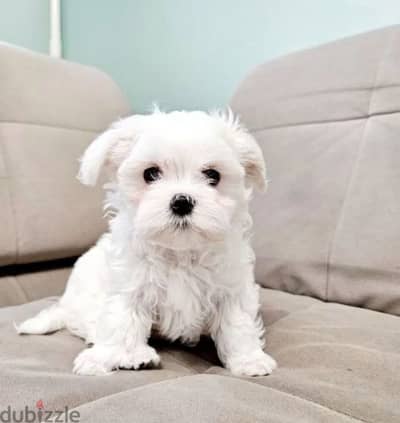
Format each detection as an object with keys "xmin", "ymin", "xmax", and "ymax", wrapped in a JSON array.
[{"xmin": 17, "ymin": 110, "xmax": 277, "ymax": 377}]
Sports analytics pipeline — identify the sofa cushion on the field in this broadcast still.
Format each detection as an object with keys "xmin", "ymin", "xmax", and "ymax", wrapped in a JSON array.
[
  {"xmin": 0, "ymin": 265, "xmax": 72, "ymax": 307},
  {"xmin": 1, "ymin": 288, "xmax": 399, "ymax": 422},
  {"xmin": 0, "ymin": 43, "xmax": 131, "ymax": 266},
  {"xmin": 74, "ymin": 374, "xmax": 358, "ymax": 423},
  {"xmin": 231, "ymin": 26, "xmax": 400, "ymax": 315}
]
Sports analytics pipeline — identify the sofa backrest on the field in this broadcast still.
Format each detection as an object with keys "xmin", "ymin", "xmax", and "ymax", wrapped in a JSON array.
[
  {"xmin": 0, "ymin": 44, "xmax": 130, "ymax": 267},
  {"xmin": 231, "ymin": 26, "xmax": 400, "ymax": 316}
]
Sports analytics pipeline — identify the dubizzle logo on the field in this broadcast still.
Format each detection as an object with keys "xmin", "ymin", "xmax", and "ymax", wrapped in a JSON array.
[
  {"xmin": 35, "ymin": 401, "xmax": 44, "ymax": 410},
  {"xmin": 0, "ymin": 400, "xmax": 80, "ymax": 422}
]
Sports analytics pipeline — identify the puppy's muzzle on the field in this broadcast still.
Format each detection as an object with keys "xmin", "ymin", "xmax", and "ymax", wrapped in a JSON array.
[{"xmin": 170, "ymin": 194, "xmax": 195, "ymax": 217}]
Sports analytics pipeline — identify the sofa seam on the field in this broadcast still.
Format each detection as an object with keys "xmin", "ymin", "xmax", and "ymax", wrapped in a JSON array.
[
  {"xmin": 68, "ymin": 373, "xmax": 198, "ymax": 412},
  {"xmin": 12, "ymin": 277, "xmax": 30, "ymax": 303},
  {"xmin": 263, "ymin": 303, "xmax": 322, "ymax": 329},
  {"xmin": 280, "ymin": 82, "xmax": 400, "ymax": 98},
  {"xmin": 324, "ymin": 28, "xmax": 397, "ymax": 302},
  {"xmin": 0, "ymin": 120, "xmax": 101, "ymax": 134},
  {"xmin": 323, "ymin": 117, "xmax": 370, "ymax": 301},
  {"xmin": 0, "ymin": 128, "xmax": 18, "ymax": 266},
  {"xmin": 249, "ymin": 109, "xmax": 400, "ymax": 133},
  {"xmin": 262, "ymin": 285, "xmax": 324, "ymax": 304},
  {"xmin": 160, "ymin": 351, "xmax": 202, "ymax": 374},
  {"xmin": 0, "ymin": 275, "xmax": 29, "ymax": 305},
  {"xmin": 234, "ymin": 378, "xmax": 371, "ymax": 423}
]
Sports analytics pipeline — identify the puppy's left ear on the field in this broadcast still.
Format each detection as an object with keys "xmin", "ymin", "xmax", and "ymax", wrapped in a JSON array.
[
  {"xmin": 216, "ymin": 111, "xmax": 267, "ymax": 191},
  {"xmin": 231, "ymin": 129, "xmax": 267, "ymax": 191}
]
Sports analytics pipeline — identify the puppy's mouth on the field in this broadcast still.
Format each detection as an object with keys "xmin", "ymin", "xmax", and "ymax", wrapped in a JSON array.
[{"xmin": 171, "ymin": 217, "xmax": 191, "ymax": 231}]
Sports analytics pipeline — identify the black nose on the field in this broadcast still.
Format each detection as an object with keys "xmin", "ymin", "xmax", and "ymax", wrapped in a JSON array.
[{"xmin": 170, "ymin": 194, "xmax": 195, "ymax": 216}]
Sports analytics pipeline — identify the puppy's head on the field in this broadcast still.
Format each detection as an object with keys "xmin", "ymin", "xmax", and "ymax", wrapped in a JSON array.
[{"xmin": 78, "ymin": 110, "xmax": 266, "ymax": 250}]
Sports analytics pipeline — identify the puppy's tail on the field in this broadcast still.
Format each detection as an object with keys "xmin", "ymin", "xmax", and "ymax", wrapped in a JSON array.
[{"xmin": 15, "ymin": 303, "xmax": 66, "ymax": 335}]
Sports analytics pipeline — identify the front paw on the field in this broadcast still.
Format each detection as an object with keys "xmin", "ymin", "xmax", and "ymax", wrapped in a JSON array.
[
  {"xmin": 73, "ymin": 345, "xmax": 161, "ymax": 375},
  {"xmin": 118, "ymin": 345, "xmax": 161, "ymax": 370},
  {"xmin": 73, "ymin": 346, "xmax": 115, "ymax": 376},
  {"xmin": 227, "ymin": 350, "xmax": 277, "ymax": 377}
]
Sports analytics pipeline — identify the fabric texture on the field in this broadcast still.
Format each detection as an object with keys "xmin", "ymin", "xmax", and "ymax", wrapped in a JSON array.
[
  {"xmin": 0, "ymin": 43, "xmax": 131, "ymax": 266},
  {"xmin": 231, "ymin": 25, "xmax": 400, "ymax": 315},
  {"xmin": 0, "ymin": 266, "xmax": 72, "ymax": 307},
  {"xmin": 0, "ymin": 288, "xmax": 399, "ymax": 423}
]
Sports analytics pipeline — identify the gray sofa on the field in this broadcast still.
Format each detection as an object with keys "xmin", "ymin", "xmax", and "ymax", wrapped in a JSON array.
[{"xmin": 1, "ymin": 26, "xmax": 399, "ymax": 423}]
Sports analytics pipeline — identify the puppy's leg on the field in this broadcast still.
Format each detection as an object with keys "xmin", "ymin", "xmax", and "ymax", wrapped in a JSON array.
[
  {"xmin": 16, "ymin": 304, "xmax": 66, "ymax": 335},
  {"xmin": 211, "ymin": 285, "xmax": 276, "ymax": 377},
  {"xmin": 73, "ymin": 294, "xmax": 159, "ymax": 376}
]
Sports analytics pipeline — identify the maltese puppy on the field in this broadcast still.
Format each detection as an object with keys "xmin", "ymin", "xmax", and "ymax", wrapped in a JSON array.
[{"xmin": 17, "ymin": 109, "xmax": 277, "ymax": 377}]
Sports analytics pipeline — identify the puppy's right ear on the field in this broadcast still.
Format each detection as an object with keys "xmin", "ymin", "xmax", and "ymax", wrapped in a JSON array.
[
  {"xmin": 77, "ymin": 127, "xmax": 121, "ymax": 186},
  {"xmin": 77, "ymin": 116, "xmax": 141, "ymax": 186}
]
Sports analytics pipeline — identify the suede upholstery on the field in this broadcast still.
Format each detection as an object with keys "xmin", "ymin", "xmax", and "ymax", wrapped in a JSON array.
[
  {"xmin": 231, "ymin": 25, "xmax": 400, "ymax": 315},
  {"xmin": 1, "ymin": 289, "xmax": 399, "ymax": 423},
  {"xmin": 0, "ymin": 28, "xmax": 399, "ymax": 423},
  {"xmin": 0, "ymin": 43, "xmax": 131, "ymax": 267}
]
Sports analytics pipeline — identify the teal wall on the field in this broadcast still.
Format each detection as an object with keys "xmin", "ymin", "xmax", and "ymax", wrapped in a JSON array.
[
  {"xmin": 61, "ymin": 0, "xmax": 400, "ymax": 112},
  {"xmin": 2, "ymin": 1, "xmax": 400, "ymax": 112},
  {"xmin": 0, "ymin": 0, "xmax": 49, "ymax": 53}
]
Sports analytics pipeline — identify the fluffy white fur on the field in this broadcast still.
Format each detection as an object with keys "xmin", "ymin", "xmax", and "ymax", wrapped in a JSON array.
[{"xmin": 16, "ymin": 109, "xmax": 277, "ymax": 377}]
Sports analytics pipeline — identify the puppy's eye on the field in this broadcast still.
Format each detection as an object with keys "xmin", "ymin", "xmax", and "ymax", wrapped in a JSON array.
[
  {"xmin": 202, "ymin": 169, "xmax": 220, "ymax": 187},
  {"xmin": 143, "ymin": 166, "xmax": 162, "ymax": 183}
]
